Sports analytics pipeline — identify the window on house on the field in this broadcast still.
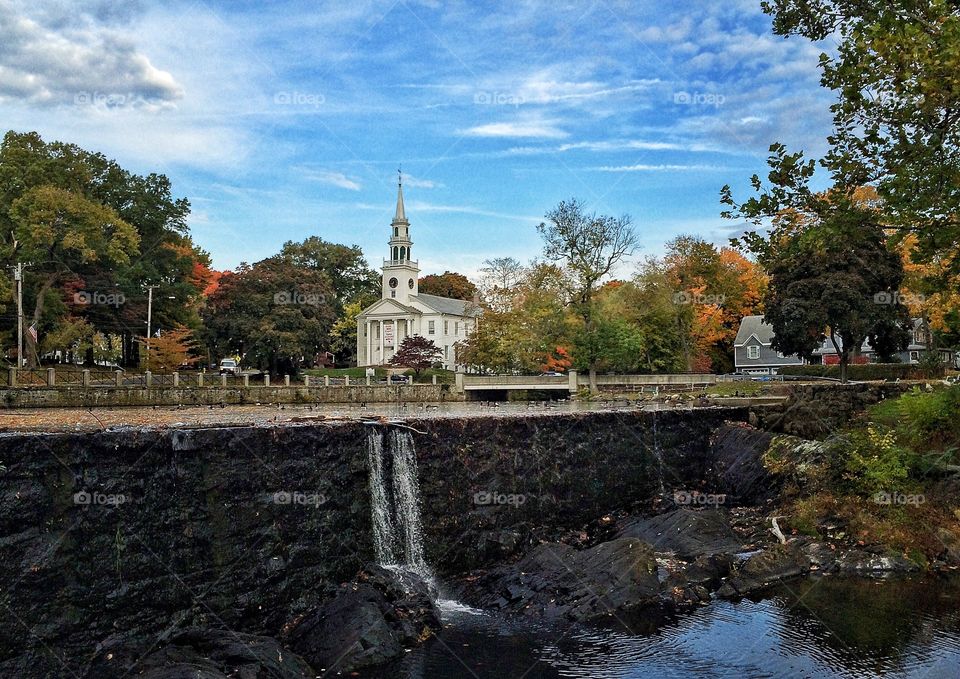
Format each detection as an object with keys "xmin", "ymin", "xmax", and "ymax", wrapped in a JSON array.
[
  {"xmin": 444, "ymin": 320, "xmax": 449, "ymax": 335},
  {"xmin": 747, "ymin": 345, "xmax": 760, "ymax": 359},
  {"xmin": 454, "ymin": 321, "xmax": 459, "ymax": 335},
  {"xmin": 910, "ymin": 351, "xmax": 920, "ymax": 362},
  {"xmin": 444, "ymin": 345, "xmax": 449, "ymax": 359},
  {"xmin": 428, "ymin": 321, "xmax": 435, "ymax": 335}
]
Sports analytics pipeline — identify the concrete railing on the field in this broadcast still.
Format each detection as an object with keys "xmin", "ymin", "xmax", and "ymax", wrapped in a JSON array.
[{"xmin": 454, "ymin": 371, "xmax": 717, "ymax": 393}]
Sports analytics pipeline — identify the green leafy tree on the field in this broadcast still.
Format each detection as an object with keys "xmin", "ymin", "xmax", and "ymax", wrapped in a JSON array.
[
  {"xmin": 760, "ymin": 0, "xmax": 960, "ymax": 266},
  {"xmin": 389, "ymin": 335, "xmax": 442, "ymax": 375},
  {"xmin": 537, "ymin": 199, "xmax": 638, "ymax": 391},
  {"xmin": 418, "ymin": 271, "xmax": 477, "ymax": 300},
  {"xmin": 9, "ymin": 185, "xmax": 139, "ymax": 365},
  {"xmin": 202, "ymin": 257, "xmax": 337, "ymax": 375}
]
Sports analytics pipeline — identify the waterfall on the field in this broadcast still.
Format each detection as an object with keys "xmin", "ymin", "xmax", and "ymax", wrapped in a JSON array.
[{"xmin": 365, "ymin": 428, "xmax": 431, "ymax": 578}]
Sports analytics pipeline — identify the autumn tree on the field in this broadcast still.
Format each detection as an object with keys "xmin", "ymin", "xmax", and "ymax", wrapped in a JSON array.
[
  {"xmin": 761, "ymin": 0, "xmax": 960, "ymax": 267},
  {"xmin": 418, "ymin": 271, "xmax": 477, "ymax": 300},
  {"xmin": 9, "ymin": 185, "xmax": 139, "ymax": 365},
  {"xmin": 389, "ymin": 335, "xmax": 442, "ymax": 375},
  {"xmin": 537, "ymin": 199, "xmax": 637, "ymax": 391},
  {"xmin": 142, "ymin": 326, "xmax": 199, "ymax": 373}
]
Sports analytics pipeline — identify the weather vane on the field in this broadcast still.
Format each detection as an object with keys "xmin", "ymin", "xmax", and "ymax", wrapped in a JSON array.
[{"xmin": 397, "ymin": 165, "xmax": 402, "ymax": 187}]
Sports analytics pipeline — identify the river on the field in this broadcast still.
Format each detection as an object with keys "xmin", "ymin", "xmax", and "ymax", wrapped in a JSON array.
[{"xmin": 361, "ymin": 575, "xmax": 960, "ymax": 678}]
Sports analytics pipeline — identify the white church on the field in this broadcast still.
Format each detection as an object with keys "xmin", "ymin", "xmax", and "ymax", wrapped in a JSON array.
[{"xmin": 356, "ymin": 178, "xmax": 479, "ymax": 370}]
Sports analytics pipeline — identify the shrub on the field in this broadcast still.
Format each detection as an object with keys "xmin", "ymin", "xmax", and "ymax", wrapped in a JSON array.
[{"xmin": 840, "ymin": 425, "xmax": 914, "ymax": 496}]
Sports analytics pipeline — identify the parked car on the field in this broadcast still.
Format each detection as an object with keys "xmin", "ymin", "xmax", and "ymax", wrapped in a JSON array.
[
  {"xmin": 389, "ymin": 374, "xmax": 407, "ymax": 383},
  {"xmin": 219, "ymin": 359, "xmax": 240, "ymax": 375}
]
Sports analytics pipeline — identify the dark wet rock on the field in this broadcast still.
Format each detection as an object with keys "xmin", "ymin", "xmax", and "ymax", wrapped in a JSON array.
[
  {"xmin": 710, "ymin": 424, "xmax": 778, "ymax": 505},
  {"xmin": 716, "ymin": 544, "xmax": 812, "ymax": 597},
  {"xmin": 936, "ymin": 528, "xmax": 960, "ymax": 565},
  {"xmin": 798, "ymin": 540, "xmax": 841, "ymax": 573},
  {"xmin": 836, "ymin": 550, "xmax": 921, "ymax": 573},
  {"xmin": 84, "ymin": 628, "xmax": 314, "ymax": 679},
  {"xmin": 459, "ymin": 537, "xmax": 660, "ymax": 621},
  {"xmin": 680, "ymin": 553, "xmax": 736, "ymax": 587},
  {"xmin": 285, "ymin": 564, "xmax": 440, "ymax": 674},
  {"xmin": 617, "ymin": 508, "xmax": 747, "ymax": 559}
]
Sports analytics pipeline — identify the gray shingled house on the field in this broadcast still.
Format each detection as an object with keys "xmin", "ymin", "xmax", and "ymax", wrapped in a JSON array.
[{"xmin": 733, "ymin": 315, "xmax": 804, "ymax": 375}]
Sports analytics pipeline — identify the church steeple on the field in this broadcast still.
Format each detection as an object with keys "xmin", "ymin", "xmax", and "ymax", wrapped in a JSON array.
[
  {"xmin": 393, "ymin": 172, "xmax": 407, "ymax": 224},
  {"xmin": 382, "ymin": 170, "xmax": 418, "ymax": 302}
]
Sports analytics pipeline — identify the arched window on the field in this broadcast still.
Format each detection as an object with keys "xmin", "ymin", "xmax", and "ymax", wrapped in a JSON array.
[
  {"xmin": 400, "ymin": 246, "xmax": 406, "ymax": 261},
  {"xmin": 393, "ymin": 246, "xmax": 398, "ymax": 261}
]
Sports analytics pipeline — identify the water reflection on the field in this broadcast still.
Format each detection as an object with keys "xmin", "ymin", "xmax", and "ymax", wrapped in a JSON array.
[{"xmin": 360, "ymin": 575, "xmax": 960, "ymax": 679}]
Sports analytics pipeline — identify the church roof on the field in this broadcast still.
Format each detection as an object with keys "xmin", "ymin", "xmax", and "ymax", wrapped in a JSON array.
[{"xmin": 415, "ymin": 293, "xmax": 480, "ymax": 317}]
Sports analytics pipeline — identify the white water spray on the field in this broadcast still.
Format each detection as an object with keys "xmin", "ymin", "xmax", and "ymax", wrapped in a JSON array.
[{"xmin": 365, "ymin": 428, "xmax": 431, "ymax": 579}]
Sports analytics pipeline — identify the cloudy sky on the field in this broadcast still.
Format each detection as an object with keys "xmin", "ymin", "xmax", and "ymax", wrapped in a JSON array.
[{"xmin": 0, "ymin": 0, "xmax": 835, "ymax": 276}]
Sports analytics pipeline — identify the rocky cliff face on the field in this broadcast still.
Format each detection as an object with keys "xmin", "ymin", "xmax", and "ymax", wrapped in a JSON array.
[{"xmin": 0, "ymin": 407, "xmax": 748, "ymax": 677}]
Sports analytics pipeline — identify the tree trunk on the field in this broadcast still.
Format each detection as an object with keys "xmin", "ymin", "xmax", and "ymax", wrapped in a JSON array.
[{"xmin": 26, "ymin": 273, "xmax": 58, "ymax": 368}]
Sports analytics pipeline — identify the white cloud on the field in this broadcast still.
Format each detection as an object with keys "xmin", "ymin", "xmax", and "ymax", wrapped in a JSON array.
[
  {"xmin": 303, "ymin": 170, "xmax": 362, "ymax": 191},
  {"xmin": 461, "ymin": 121, "xmax": 568, "ymax": 139},
  {"xmin": 592, "ymin": 163, "xmax": 726, "ymax": 172},
  {"xmin": 0, "ymin": 1, "xmax": 183, "ymax": 108}
]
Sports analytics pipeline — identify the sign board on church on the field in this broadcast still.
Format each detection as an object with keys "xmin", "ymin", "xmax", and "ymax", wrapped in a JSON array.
[{"xmin": 384, "ymin": 321, "xmax": 394, "ymax": 345}]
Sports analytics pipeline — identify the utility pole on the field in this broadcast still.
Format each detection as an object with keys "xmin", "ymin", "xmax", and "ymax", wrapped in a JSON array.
[
  {"xmin": 13, "ymin": 262, "xmax": 23, "ymax": 369},
  {"xmin": 145, "ymin": 284, "xmax": 159, "ymax": 364}
]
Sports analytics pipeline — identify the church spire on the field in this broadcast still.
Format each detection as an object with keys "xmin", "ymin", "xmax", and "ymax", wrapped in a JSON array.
[{"xmin": 393, "ymin": 169, "xmax": 407, "ymax": 224}]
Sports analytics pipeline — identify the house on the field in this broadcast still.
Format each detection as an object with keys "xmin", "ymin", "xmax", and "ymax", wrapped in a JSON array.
[
  {"xmin": 813, "ymin": 318, "xmax": 953, "ymax": 365},
  {"xmin": 733, "ymin": 315, "xmax": 804, "ymax": 375},
  {"xmin": 356, "ymin": 178, "xmax": 479, "ymax": 370},
  {"xmin": 734, "ymin": 315, "xmax": 954, "ymax": 374}
]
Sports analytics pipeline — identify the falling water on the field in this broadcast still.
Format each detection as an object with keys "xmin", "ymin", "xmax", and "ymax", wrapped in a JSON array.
[
  {"xmin": 365, "ymin": 427, "xmax": 431, "ymax": 579},
  {"xmin": 651, "ymin": 410, "xmax": 666, "ymax": 495},
  {"xmin": 366, "ymin": 429, "xmax": 397, "ymax": 564}
]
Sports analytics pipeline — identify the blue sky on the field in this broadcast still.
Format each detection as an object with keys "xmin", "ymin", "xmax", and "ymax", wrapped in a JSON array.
[{"xmin": 0, "ymin": 0, "xmax": 834, "ymax": 277}]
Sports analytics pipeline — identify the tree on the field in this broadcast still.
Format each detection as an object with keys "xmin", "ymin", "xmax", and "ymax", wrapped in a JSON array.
[
  {"xmin": 0, "ymin": 131, "xmax": 205, "ymax": 368},
  {"xmin": 9, "ymin": 185, "xmax": 139, "ymax": 365},
  {"xmin": 478, "ymin": 257, "xmax": 525, "ymax": 312},
  {"xmin": 734, "ymin": 190, "xmax": 911, "ymax": 383},
  {"xmin": 202, "ymin": 257, "xmax": 337, "ymax": 375},
  {"xmin": 330, "ymin": 300, "xmax": 363, "ymax": 365},
  {"xmin": 760, "ymin": 1, "xmax": 960, "ymax": 267},
  {"xmin": 278, "ymin": 236, "xmax": 379, "ymax": 309},
  {"xmin": 537, "ymin": 198, "xmax": 638, "ymax": 391},
  {"xmin": 389, "ymin": 335, "xmax": 442, "ymax": 375},
  {"xmin": 418, "ymin": 271, "xmax": 477, "ymax": 300},
  {"xmin": 142, "ymin": 326, "xmax": 199, "ymax": 373}
]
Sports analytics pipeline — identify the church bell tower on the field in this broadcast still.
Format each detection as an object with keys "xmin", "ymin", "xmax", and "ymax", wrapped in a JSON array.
[{"xmin": 382, "ymin": 173, "xmax": 420, "ymax": 304}]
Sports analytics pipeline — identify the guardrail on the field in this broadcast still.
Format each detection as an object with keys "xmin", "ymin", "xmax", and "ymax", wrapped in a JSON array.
[{"xmin": 2, "ymin": 368, "xmax": 446, "ymax": 389}]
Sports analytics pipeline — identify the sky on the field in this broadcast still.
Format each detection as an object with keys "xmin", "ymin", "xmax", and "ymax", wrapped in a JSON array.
[{"xmin": 0, "ymin": 0, "xmax": 836, "ymax": 278}]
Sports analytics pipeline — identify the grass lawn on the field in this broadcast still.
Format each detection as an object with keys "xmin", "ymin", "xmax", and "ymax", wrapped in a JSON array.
[
  {"xmin": 303, "ymin": 366, "xmax": 455, "ymax": 383},
  {"xmin": 705, "ymin": 381, "xmax": 764, "ymax": 397}
]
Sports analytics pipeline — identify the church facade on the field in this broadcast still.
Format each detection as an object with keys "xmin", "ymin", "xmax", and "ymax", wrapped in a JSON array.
[{"xmin": 356, "ymin": 180, "xmax": 478, "ymax": 370}]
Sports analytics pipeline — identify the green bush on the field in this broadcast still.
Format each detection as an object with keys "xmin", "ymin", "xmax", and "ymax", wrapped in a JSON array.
[
  {"xmin": 780, "ymin": 363, "xmax": 945, "ymax": 380},
  {"xmin": 893, "ymin": 385, "xmax": 960, "ymax": 447},
  {"xmin": 839, "ymin": 425, "xmax": 914, "ymax": 495}
]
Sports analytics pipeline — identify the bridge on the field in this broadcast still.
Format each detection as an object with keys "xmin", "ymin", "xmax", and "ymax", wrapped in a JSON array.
[{"xmin": 453, "ymin": 371, "xmax": 717, "ymax": 396}]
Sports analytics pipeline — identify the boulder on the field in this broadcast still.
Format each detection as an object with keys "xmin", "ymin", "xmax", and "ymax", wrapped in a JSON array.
[
  {"xmin": 836, "ymin": 549, "xmax": 920, "ymax": 573},
  {"xmin": 84, "ymin": 628, "xmax": 314, "ymax": 679},
  {"xmin": 460, "ymin": 537, "xmax": 661, "ymax": 621},
  {"xmin": 716, "ymin": 544, "xmax": 811, "ymax": 597},
  {"xmin": 617, "ymin": 508, "xmax": 746, "ymax": 559},
  {"xmin": 285, "ymin": 564, "xmax": 440, "ymax": 674}
]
